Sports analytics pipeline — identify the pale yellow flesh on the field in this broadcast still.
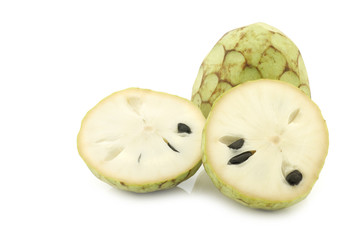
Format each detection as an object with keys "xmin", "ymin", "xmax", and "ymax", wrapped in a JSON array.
[
  {"xmin": 204, "ymin": 80, "xmax": 328, "ymax": 204},
  {"xmin": 78, "ymin": 88, "xmax": 205, "ymax": 186}
]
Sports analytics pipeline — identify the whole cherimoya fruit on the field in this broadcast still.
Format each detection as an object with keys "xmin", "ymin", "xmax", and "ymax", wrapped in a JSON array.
[
  {"xmin": 77, "ymin": 88, "xmax": 205, "ymax": 192},
  {"xmin": 191, "ymin": 22, "xmax": 310, "ymax": 117}
]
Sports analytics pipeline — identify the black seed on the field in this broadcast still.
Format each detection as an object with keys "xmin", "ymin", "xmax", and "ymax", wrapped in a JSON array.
[
  {"xmin": 137, "ymin": 154, "xmax": 142, "ymax": 163},
  {"xmin": 178, "ymin": 123, "xmax": 191, "ymax": 134},
  {"xmin": 167, "ymin": 142, "xmax": 179, "ymax": 153},
  {"xmin": 228, "ymin": 151, "xmax": 255, "ymax": 165},
  {"xmin": 163, "ymin": 137, "xmax": 179, "ymax": 153},
  {"xmin": 228, "ymin": 139, "xmax": 244, "ymax": 150},
  {"xmin": 286, "ymin": 170, "xmax": 303, "ymax": 186}
]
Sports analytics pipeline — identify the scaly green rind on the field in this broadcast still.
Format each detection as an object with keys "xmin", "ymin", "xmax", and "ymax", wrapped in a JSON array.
[
  {"xmin": 192, "ymin": 22, "xmax": 310, "ymax": 117},
  {"xmin": 86, "ymin": 159, "xmax": 202, "ymax": 193}
]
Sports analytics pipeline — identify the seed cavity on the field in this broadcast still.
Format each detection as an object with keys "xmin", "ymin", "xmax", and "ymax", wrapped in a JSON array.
[
  {"xmin": 104, "ymin": 147, "xmax": 124, "ymax": 161},
  {"xmin": 167, "ymin": 143, "xmax": 179, "ymax": 153},
  {"xmin": 163, "ymin": 138, "xmax": 179, "ymax": 153},
  {"xmin": 228, "ymin": 138, "xmax": 244, "ymax": 150},
  {"xmin": 288, "ymin": 108, "xmax": 300, "ymax": 124},
  {"xmin": 228, "ymin": 150, "xmax": 256, "ymax": 165},
  {"xmin": 178, "ymin": 123, "xmax": 192, "ymax": 134},
  {"xmin": 137, "ymin": 154, "xmax": 142, "ymax": 163},
  {"xmin": 219, "ymin": 136, "xmax": 244, "ymax": 146},
  {"xmin": 127, "ymin": 96, "xmax": 142, "ymax": 116},
  {"xmin": 95, "ymin": 135, "xmax": 125, "ymax": 144},
  {"xmin": 286, "ymin": 170, "xmax": 303, "ymax": 186}
]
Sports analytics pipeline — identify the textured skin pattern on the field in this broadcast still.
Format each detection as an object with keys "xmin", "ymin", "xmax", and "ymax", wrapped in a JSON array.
[
  {"xmin": 191, "ymin": 23, "xmax": 310, "ymax": 117},
  {"xmin": 87, "ymin": 160, "xmax": 202, "ymax": 193}
]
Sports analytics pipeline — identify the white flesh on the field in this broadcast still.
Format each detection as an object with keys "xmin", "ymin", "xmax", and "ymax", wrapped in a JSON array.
[
  {"xmin": 205, "ymin": 80, "xmax": 328, "ymax": 202},
  {"xmin": 78, "ymin": 88, "xmax": 205, "ymax": 185}
]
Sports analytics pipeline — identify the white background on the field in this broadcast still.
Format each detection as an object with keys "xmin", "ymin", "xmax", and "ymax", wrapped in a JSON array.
[{"xmin": 1, "ymin": 0, "xmax": 359, "ymax": 239}]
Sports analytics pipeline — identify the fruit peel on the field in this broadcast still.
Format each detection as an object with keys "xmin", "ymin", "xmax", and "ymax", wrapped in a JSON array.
[
  {"xmin": 192, "ymin": 22, "xmax": 310, "ymax": 117},
  {"xmin": 85, "ymin": 160, "xmax": 202, "ymax": 193}
]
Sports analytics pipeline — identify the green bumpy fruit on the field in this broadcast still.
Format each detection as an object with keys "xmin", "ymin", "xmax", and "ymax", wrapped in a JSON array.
[{"xmin": 191, "ymin": 22, "xmax": 310, "ymax": 117}]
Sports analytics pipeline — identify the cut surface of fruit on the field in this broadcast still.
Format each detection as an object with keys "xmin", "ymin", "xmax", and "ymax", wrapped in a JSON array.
[
  {"xmin": 78, "ymin": 88, "xmax": 205, "ymax": 192},
  {"xmin": 203, "ymin": 80, "xmax": 328, "ymax": 209}
]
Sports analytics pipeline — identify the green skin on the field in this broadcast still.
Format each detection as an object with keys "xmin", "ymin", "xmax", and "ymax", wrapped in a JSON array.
[
  {"xmin": 191, "ymin": 22, "xmax": 311, "ymax": 117},
  {"xmin": 86, "ymin": 160, "xmax": 202, "ymax": 193}
]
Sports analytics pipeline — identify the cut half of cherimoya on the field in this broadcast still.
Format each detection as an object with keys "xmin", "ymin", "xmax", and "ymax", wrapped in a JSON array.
[
  {"xmin": 203, "ymin": 79, "xmax": 329, "ymax": 209},
  {"xmin": 77, "ymin": 88, "xmax": 205, "ymax": 192}
]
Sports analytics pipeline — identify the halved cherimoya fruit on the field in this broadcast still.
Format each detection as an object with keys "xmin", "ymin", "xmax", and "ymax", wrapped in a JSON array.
[
  {"xmin": 77, "ymin": 88, "xmax": 205, "ymax": 193},
  {"xmin": 203, "ymin": 80, "xmax": 329, "ymax": 210}
]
